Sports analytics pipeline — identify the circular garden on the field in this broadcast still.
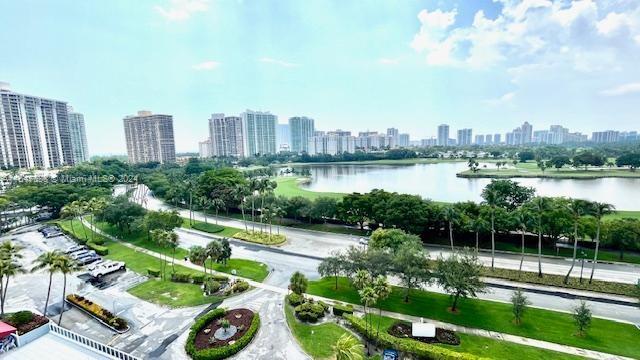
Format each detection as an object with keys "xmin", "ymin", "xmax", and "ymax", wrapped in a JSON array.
[{"xmin": 185, "ymin": 308, "xmax": 260, "ymax": 360}]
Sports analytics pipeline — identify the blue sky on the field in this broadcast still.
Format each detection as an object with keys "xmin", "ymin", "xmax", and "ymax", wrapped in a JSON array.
[{"xmin": 1, "ymin": 0, "xmax": 639, "ymax": 154}]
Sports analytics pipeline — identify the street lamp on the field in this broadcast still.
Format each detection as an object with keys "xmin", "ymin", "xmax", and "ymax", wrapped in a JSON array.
[{"xmin": 579, "ymin": 250, "xmax": 587, "ymax": 283}]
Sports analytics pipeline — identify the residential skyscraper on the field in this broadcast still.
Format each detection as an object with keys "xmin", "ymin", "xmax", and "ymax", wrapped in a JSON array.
[
  {"xmin": 493, "ymin": 134, "xmax": 501, "ymax": 144},
  {"xmin": 199, "ymin": 139, "xmax": 211, "ymax": 158},
  {"xmin": 289, "ymin": 116, "xmax": 315, "ymax": 153},
  {"xmin": 437, "ymin": 124, "xmax": 449, "ymax": 146},
  {"xmin": 457, "ymin": 128, "xmax": 472, "ymax": 146},
  {"xmin": 208, "ymin": 114, "xmax": 244, "ymax": 157},
  {"xmin": 521, "ymin": 121, "xmax": 533, "ymax": 144},
  {"xmin": 474, "ymin": 134, "xmax": 484, "ymax": 145},
  {"xmin": 68, "ymin": 109, "xmax": 89, "ymax": 163},
  {"xmin": 276, "ymin": 123, "xmax": 291, "ymax": 152},
  {"xmin": 123, "ymin": 110, "xmax": 176, "ymax": 164},
  {"xmin": 241, "ymin": 110, "xmax": 277, "ymax": 156},
  {"xmin": 398, "ymin": 133, "xmax": 410, "ymax": 147},
  {"xmin": 592, "ymin": 130, "xmax": 620, "ymax": 143},
  {"xmin": 308, "ymin": 130, "xmax": 355, "ymax": 155},
  {"xmin": 0, "ymin": 82, "xmax": 74, "ymax": 169}
]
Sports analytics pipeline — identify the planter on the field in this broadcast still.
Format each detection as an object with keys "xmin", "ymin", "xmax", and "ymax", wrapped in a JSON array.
[{"xmin": 65, "ymin": 294, "xmax": 130, "ymax": 334}]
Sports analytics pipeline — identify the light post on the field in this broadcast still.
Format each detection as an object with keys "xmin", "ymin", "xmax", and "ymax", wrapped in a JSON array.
[{"xmin": 579, "ymin": 250, "xmax": 587, "ymax": 283}]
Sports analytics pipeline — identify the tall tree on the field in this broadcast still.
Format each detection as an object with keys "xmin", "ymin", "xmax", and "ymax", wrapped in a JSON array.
[
  {"xmin": 435, "ymin": 250, "xmax": 486, "ymax": 312},
  {"xmin": 468, "ymin": 216, "xmax": 489, "ymax": 253},
  {"xmin": 318, "ymin": 253, "xmax": 345, "ymax": 290},
  {"xmin": 512, "ymin": 208, "xmax": 532, "ymax": 273},
  {"xmin": 372, "ymin": 275, "xmax": 392, "ymax": 339},
  {"xmin": 482, "ymin": 187, "xmax": 499, "ymax": 269},
  {"xmin": 564, "ymin": 199, "xmax": 590, "ymax": 284},
  {"xmin": 188, "ymin": 246, "xmax": 208, "ymax": 274},
  {"xmin": 31, "ymin": 250, "xmax": 63, "ymax": 316},
  {"xmin": 589, "ymin": 202, "xmax": 615, "ymax": 283},
  {"xmin": 0, "ymin": 241, "xmax": 24, "ymax": 316},
  {"xmin": 289, "ymin": 271, "xmax": 308, "ymax": 295},
  {"xmin": 442, "ymin": 206, "xmax": 458, "ymax": 251},
  {"xmin": 205, "ymin": 240, "xmax": 223, "ymax": 272},
  {"xmin": 529, "ymin": 197, "xmax": 550, "ymax": 277},
  {"xmin": 55, "ymin": 255, "xmax": 78, "ymax": 325},
  {"xmin": 392, "ymin": 242, "xmax": 431, "ymax": 302}
]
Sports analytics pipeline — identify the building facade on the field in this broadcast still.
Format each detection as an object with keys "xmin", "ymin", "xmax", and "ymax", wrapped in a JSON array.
[
  {"xmin": 0, "ymin": 83, "xmax": 74, "ymax": 169},
  {"xmin": 592, "ymin": 130, "xmax": 620, "ymax": 143},
  {"xmin": 276, "ymin": 123, "xmax": 291, "ymax": 152},
  {"xmin": 208, "ymin": 114, "xmax": 244, "ymax": 157},
  {"xmin": 398, "ymin": 133, "xmax": 410, "ymax": 147},
  {"xmin": 289, "ymin": 116, "xmax": 315, "ymax": 154},
  {"xmin": 308, "ymin": 130, "xmax": 355, "ymax": 155},
  {"xmin": 123, "ymin": 111, "xmax": 176, "ymax": 164},
  {"xmin": 457, "ymin": 128, "xmax": 472, "ymax": 146},
  {"xmin": 68, "ymin": 111, "xmax": 89, "ymax": 163},
  {"xmin": 437, "ymin": 124, "xmax": 449, "ymax": 146},
  {"xmin": 241, "ymin": 110, "xmax": 276, "ymax": 156},
  {"xmin": 198, "ymin": 139, "xmax": 211, "ymax": 158}
]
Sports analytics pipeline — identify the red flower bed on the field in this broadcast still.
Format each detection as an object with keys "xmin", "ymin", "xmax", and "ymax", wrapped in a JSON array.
[{"xmin": 194, "ymin": 308, "xmax": 254, "ymax": 350}]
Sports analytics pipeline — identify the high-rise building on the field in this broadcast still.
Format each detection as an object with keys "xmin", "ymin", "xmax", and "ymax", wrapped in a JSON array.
[
  {"xmin": 199, "ymin": 139, "xmax": 211, "ymax": 158},
  {"xmin": 123, "ymin": 110, "xmax": 176, "ymax": 164},
  {"xmin": 276, "ymin": 123, "xmax": 291, "ymax": 152},
  {"xmin": 398, "ymin": 133, "xmax": 410, "ymax": 147},
  {"xmin": 386, "ymin": 127, "xmax": 400, "ymax": 147},
  {"xmin": 457, "ymin": 128, "xmax": 472, "ymax": 146},
  {"xmin": 68, "ymin": 109, "xmax": 89, "ymax": 164},
  {"xmin": 289, "ymin": 116, "xmax": 315, "ymax": 153},
  {"xmin": 474, "ymin": 134, "xmax": 485, "ymax": 145},
  {"xmin": 241, "ymin": 110, "xmax": 277, "ymax": 156},
  {"xmin": 308, "ymin": 130, "xmax": 355, "ymax": 155},
  {"xmin": 484, "ymin": 134, "xmax": 493, "ymax": 144},
  {"xmin": 0, "ymin": 82, "xmax": 75, "ymax": 169},
  {"xmin": 421, "ymin": 138, "xmax": 437, "ymax": 147},
  {"xmin": 437, "ymin": 124, "xmax": 449, "ymax": 146},
  {"xmin": 493, "ymin": 134, "xmax": 501, "ymax": 144},
  {"xmin": 592, "ymin": 130, "xmax": 620, "ymax": 143},
  {"xmin": 521, "ymin": 121, "xmax": 533, "ymax": 144},
  {"xmin": 208, "ymin": 114, "xmax": 244, "ymax": 157}
]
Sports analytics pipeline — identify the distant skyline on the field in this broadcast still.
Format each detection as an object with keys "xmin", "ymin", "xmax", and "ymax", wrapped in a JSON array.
[{"xmin": 1, "ymin": 0, "xmax": 639, "ymax": 154}]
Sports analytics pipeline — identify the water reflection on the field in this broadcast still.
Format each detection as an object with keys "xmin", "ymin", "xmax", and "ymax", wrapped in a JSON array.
[{"xmin": 298, "ymin": 163, "xmax": 640, "ymax": 210}]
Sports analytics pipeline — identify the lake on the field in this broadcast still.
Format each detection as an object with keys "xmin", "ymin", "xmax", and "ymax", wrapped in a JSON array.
[{"xmin": 297, "ymin": 162, "xmax": 640, "ymax": 210}]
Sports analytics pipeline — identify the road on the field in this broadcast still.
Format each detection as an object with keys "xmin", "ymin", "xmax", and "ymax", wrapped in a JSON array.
[{"xmin": 130, "ymin": 184, "xmax": 640, "ymax": 286}]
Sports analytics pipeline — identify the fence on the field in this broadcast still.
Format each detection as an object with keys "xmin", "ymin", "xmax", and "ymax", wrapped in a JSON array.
[{"xmin": 48, "ymin": 323, "xmax": 139, "ymax": 360}]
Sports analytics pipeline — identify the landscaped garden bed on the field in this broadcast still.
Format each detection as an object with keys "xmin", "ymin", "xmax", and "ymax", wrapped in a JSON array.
[
  {"xmin": 288, "ymin": 293, "xmax": 328, "ymax": 323},
  {"xmin": 1, "ymin": 311, "xmax": 49, "ymax": 335},
  {"xmin": 66, "ymin": 294, "xmax": 129, "ymax": 333},
  {"xmin": 388, "ymin": 321, "xmax": 460, "ymax": 345},
  {"xmin": 232, "ymin": 230, "xmax": 286, "ymax": 245},
  {"xmin": 185, "ymin": 308, "xmax": 260, "ymax": 360}
]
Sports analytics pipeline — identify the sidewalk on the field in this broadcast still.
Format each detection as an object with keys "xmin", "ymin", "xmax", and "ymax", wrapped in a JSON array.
[{"xmin": 83, "ymin": 219, "xmax": 634, "ymax": 360}]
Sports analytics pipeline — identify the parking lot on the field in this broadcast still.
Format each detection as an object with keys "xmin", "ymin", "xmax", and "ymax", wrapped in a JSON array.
[{"xmin": 3, "ymin": 226, "xmax": 211, "ymax": 357}]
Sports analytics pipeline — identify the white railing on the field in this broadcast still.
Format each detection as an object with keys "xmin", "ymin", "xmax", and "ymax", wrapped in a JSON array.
[{"xmin": 48, "ymin": 323, "xmax": 139, "ymax": 360}]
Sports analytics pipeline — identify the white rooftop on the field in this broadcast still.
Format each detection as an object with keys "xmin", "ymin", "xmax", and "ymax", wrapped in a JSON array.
[{"xmin": 5, "ymin": 333, "xmax": 110, "ymax": 360}]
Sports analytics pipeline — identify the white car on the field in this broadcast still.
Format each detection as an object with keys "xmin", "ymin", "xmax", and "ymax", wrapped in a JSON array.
[
  {"xmin": 65, "ymin": 245, "xmax": 86, "ymax": 254},
  {"xmin": 90, "ymin": 261, "xmax": 125, "ymax": 278},
  {"xmin": 87, "ymin": 259, "xmax": 110, "ymax": 272},
  {"xmin": 70, "ymin": 250, "xmax": 95, "ymax": 260}
]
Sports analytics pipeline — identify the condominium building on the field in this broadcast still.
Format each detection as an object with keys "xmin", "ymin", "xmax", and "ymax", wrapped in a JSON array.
[
  {"xmin": 289, "ymin": 116, "xmax": 315, "ymax": 153},
  {"xmin": 276, "ymin": 123, "xmax": 291, "ymax": 152},
  {"xmin": 68, "ymin": 109, "xmax": 89, "ymax": 163},
  {"xmin": 493, "ymin": 134, "xmax": 501, "ymax": 144},
  {"xmin": 505, "ymin": 122, "xmax": 533, "ymax": 145},
  {"xmin": 241, "ymin": 110, "xmax": 277, "ymax": 156},
  {"xmin": 484, "ymin": 134, "xmax": 493, "ymax": 144},
  {"xmin": 198, "ymin": 139, "xmax": 211, "ymax": 158},
  {"xmin": 308, "ymin": 130, "xmax": 355, "ymax": 155},
  {"xmin": 398, "ymin": 133, "xmax": 410, "ymax": 147},
  {"xmin": 474, "ymin": 134, "xmax": 485, "ymax": 145},
  {"xmin": 437, "ymin": 124, "xmax": 449, "ymax": 146},
  {"xmin": 0, "ymin": 82, "xmax": 74, "ymax": 169},
  {"xmin": 592, "ymin": 130, "xmax": 620, "ymax": 143},
  {"xmin": 457, "ymin": 128, "xmax": 472, "ymax": 146},
  {"xmin": 208, "ymin": 114, "xmax": 244, "ymax": 157},
  {"xmin": 123, "ymin": 110, "xmax": 176, "ymax": 164}
]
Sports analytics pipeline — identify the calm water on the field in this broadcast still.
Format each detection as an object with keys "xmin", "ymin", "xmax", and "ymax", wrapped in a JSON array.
[{"xmin": 298, "ymin": 162, "xmax": 640, "ymax": 210}]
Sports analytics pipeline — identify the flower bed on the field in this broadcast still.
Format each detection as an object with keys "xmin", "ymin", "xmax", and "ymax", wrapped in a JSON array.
[
  {"xmin": 66, "ymin": 294, "xmax": 129, "ymax": 333},
  {"xmin": 388, "ymin": 322, "xmax": 460, "ymax": 345},
  {"xmin": 185, "ymin": 308, "xmax": 260, "ymax": 360},
  {"xmin": 1, "ymin": 311, "xmax": 49, "ymax": 335}
]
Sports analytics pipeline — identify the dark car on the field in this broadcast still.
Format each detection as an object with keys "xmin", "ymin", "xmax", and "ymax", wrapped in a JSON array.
[{"xmin": 76, "ymin": 254, "xmax": 102, "ymax": 266}]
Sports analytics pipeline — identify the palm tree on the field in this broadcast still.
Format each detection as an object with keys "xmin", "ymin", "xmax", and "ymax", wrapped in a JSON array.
[
  {"xmin": 31, "ymin": 250, "xmax": 63, "ymax": 316},
  {"xmin": 198, "ymin": 197, "xmax": 211, "ymax": 224},
  {"xmin": 185, "ymin": 178, "xmax": 196, "ymax": 225},
  {"xmin": 564, "ymin": 199, "xmax": 590, "ymax": 284},
  {"xmin": 55, "ymin": 255, "xmax": 78, "ymax": 325},
  {"xmin": 513, "ymin": 208, "xmax": 531, "ymax": 273},
  {"xmin": 531, "ymin": 197, "xmax": 549, "ymax": 277},
  {"xmin": 86, "ymin": 197, "xmax": 108, "ymax": 241},
  {"xmin": 358, "ymin": 286, "xmax": 378, "ymax": 350},
  {"xmin": 0, "ymin": 241, "xmax": 24, "ymax": 316},
  {"xmin": 151, "ymin": 229, "xmax": 168, "ymax": 279},
  {"xmin": 483, "ymin": 188, "xmax": 499, "ymax": 269},
  {"xmin": 589, "ymin": 202, "xmax": 615, "ymax": 284},
  {"xmin": 469, "ymin": 217, "xmax": 489, "ymax": 253},
  {"xmin": 334, "ymin": 334, "xmax": 364, "ymax": 360},
  {"xmin": 373, "ymin": 275, "xmax": 391, "ymax": 339},
  {"xmin": 289, "ymin": 271, "xmax": 308, "ymax": 295},
  {"xmin": 442, "ymin": 206, "xmax": 458, "ymax": 251},
  {"xmin": 206, "ymin": 240, "xmax": 222, "ymax": 272},
  {"xmin": 188, "ymin": 246, "xmax": 208, "ymax": 274},
  {"xmin": 166, "ymin": 231, "xmax": 179, "ymax": 274},
  {"xmin": 234, "ymin": 185, "xmax": 250, "ymax": 232},
  {"xmin": 249, "ymin": 178, "xmax": 260, "ymax": 230},
  {"xmin": 211, "ymin": 198, "xmax": 225, "ymax": 225}
]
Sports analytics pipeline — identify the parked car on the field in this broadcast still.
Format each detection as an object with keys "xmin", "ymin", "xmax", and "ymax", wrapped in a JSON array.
[
  {"xmin": 65, "ymin": 245, "xmax": 86, "ymax": 254},
  {"xmin": 70, "ymin": 250, "xmax": 95, "ymax": 260},
  {"xmin": 90, "ymin": 261, "xmax": 125, "ymax": 278},
  {"xmin": 42, "ymin": 228, "xmax": 63, "ymax": 238},
  {"xmin": 87, "ymin": 260, "xmax": 110, "ymax": 272},
  {"xmin": 77, "ymin": 254, "xmax": 101, "ymax": 266}
]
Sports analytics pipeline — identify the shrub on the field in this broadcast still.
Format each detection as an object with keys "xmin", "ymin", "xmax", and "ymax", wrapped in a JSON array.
[
  {"xmin": 223, "ymin": 280, "xmax": 250, "ymax": 296},
  {"xmin": 90, "ymin": 237, "xmax": 106, "ymax": 246},
  {"xmin": 288, "ymin": 293, "xmax": 305, "ymax": 306},
  {"xmin": 171, "ymin": 272, "xmax": 192, "ymax": 283},
  {"xmin": 294, "ymin": 301, "xmax": 326, "ymax": 323},
  {"xmin": 185, "ymin": 308, "xmax": 260, "ymax": 360},
  {"xmin": 9, "ymin": 311, "xmax": 33, "ymax": 325},
  {"xmin": 344, "ymin": 314, "xmax": 486, "ymax": 360},
  {"xmin": 147, "ymin": 268, "xmax": 161, "ymax": 277},
  {"xmin": 192, "ymin": 274, "xmax": 207, "ymax": 284},
  {"xmin": 87, "ymin": 242, "xmax": 109, "ymax": 255},
  {"xmin": 192, "ymin": 222, "xmax": 225, "ymax": 234},
  {"xmin": 205, "ymin": 280, "xmax": 221, "ymax": 295},
  {"xmin": 232, "ymin": 230, "xmax": 286, "ymax": 245},
  {"xmin": 332, "ymin": 303, "xmax": 354, "ymax": 316},
  {"xmin": 210, "ymin": 274, "xmax": 230, "ymax": 283},
  {"xmin": 66, "ymin": 294, "xmax": 128, "ymax": 331}
]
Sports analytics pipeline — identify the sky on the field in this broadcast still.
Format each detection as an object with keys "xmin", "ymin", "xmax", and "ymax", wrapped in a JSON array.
[{"xmin": 1, "ymin": 0, "xmax": 639, "ymax": 154}]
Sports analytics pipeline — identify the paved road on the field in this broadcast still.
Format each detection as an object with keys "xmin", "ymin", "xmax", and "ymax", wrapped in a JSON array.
[{"xmin": 130, "ymin": 184, "xmax": 640, "ymax": 286}]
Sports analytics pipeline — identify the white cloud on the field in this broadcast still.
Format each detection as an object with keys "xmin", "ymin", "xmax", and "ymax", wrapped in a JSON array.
[
  {"xmin": 258, "ymin": 57, "xmax": 300, "ymax": 68},
  {"xmin": 192, "ymin": 61, "xmax": 220, "ymax": 70},
  {"xmin": 378, "ymin": 58, "xmax": 400, "ymax": 65},
  {"xmin": 411, "ymin": 1, "xmax": 640, "ymax": 71},
  {"xmin": 155, "ymin": 0, "xmax": 208, "ymax": 21},
  {"xmin": 600, "ymin": 82, "xmax": 640, "ymax": 96},
  {"xmin": 485, "ymin": 91, "xmax": 516, "ymax": 105}
]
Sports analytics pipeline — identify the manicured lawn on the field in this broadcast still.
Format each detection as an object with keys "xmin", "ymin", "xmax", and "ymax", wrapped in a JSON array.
[
  {"xmin": 366, "ymin": 314, "xmax": 584, "ymax": 360},
  {"xmin": 181, "ymin": 218, "xmax": 243, "ymax": 237},
  {"xmin": 458, "ymin": 161, "xmax": 640, "ymax": 179},
  {"xmin": 274, "ymin": 177, "xmax": 344, "ymax": 200},
  {"xmin": 307, "ymin": 277, "xmax": 640, "ymax": 359},
  {"xmin": 603, "ymin": 210, "xmax": 640, "ymax": 221},
  {"xmin": 286, "ymin": 222, "xmax": 369, "ymax": 236},
  {"xmin": 284, "ymin": 302, "xmax": 350, "ymax": 359},
  {"xmin": 128, "ymin": 279, "xmax": 224, "ymax": 308},
  {"xmin": 92, "ymin": 219, "xmax": 268, "ymax": 281}
]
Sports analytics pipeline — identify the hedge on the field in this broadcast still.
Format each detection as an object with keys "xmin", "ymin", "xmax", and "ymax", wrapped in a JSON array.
[
  {"xmin": 185, "ymin": 308, "xmax": 260, "ymax": 360},
  {"xmin": 192, "ymin": 222, "xmax": 225, "ymax": 234},
  {"xmin": 147, "ymin": 268, "xmax": 161, "ymax": 277},
  {"xmin": 192, "ymin": 274, "xmax": 207, "ymax": 284},
  {"xmin": 332, "ymin": 303, "xmax": 354, "ymax": 316},
  {"xmin": 343, "ymin": 314, "xmax": 487, "ymax": 360},
  {"xmin": 87, "ymin": 242, "xmax": 109, "ymax": 255},
  {"xmin": 171, "ymin": 272, "xmax": 192, "ymax": 283}
]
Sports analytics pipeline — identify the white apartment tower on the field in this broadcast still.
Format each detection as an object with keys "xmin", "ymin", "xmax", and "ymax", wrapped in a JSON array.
[
  {"xmin": 241, "ymin": 110, "xmax": 277, "ymax": 156},
  {"xmin": 123, "ymin": 111, "xmax": 176, "ymax": 164},
  {"xmin": 208, "ymin": 114, "xmax": 244, "ymax": 157},
  {"xmin": 0, "ymin": 82, "xmax": 74, "ymax": 169},
  {"xmin": 289, "ymin": 116, "xmax": 315, "ymax": 153},
  {"xmin": 437, "ymin": 124, "xmax": 449, "ymax": 146},
  {"xmin": 68, "ymin": 110, "xmax": 89, "ymax": 163}
]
